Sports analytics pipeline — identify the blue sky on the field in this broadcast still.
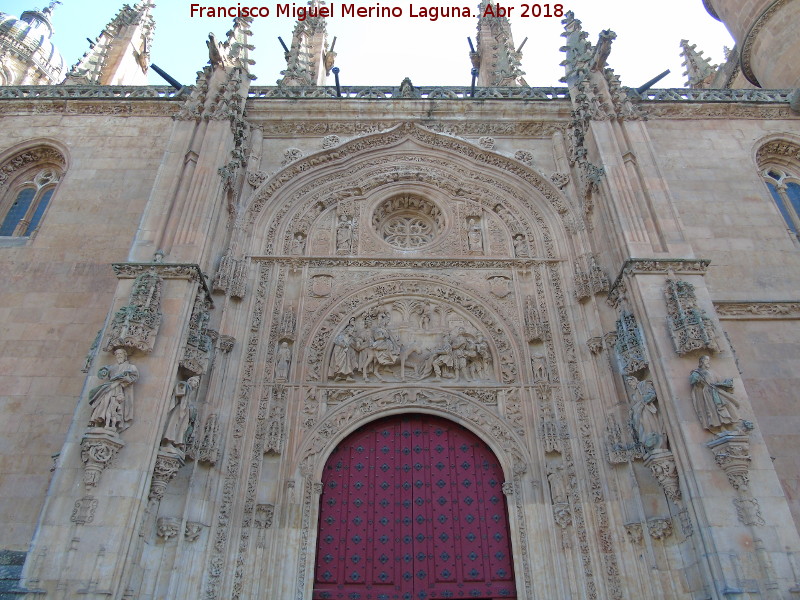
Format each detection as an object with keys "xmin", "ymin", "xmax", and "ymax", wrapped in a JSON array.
[{"xmin": 4, "ymin": 0, "xmax": 734, "ymax": 88}]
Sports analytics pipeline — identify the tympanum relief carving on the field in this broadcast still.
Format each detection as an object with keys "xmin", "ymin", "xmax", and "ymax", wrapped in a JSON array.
[{"xmin": 325, "ymin": 299, "xmax": 497, "ymax": 384}]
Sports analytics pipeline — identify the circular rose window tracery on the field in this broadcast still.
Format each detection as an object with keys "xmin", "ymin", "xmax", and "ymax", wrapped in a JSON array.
[{"xmin": 373, "ymin": 195, "xmax": 443, "ymax": 250}]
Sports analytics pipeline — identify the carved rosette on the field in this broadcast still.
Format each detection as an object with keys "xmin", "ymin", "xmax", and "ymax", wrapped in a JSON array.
[
  {"xmin": 104, "ymin": 269, "xmax": 163, "ymax": 353},
  {"xmin": 149, "ymin": 447, "xmax": 185, "ymax": 501},
  {"xmin": 664, "ymin": 279, "xmax": 718, "ymax": 355},
  {"xmin": 80, "ymin": 429, "xmax": 125, "ymax": 489},
  {"xmin": 643, "ymin": 449, "xmax": 682, "ymax": 502},
  {"xmin": 706, "ymin": 434, "xmax": 751, "ymax": 491}
]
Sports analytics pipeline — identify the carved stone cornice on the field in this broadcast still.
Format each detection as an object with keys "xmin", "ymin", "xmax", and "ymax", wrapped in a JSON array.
[
  {"xmin": 714, "ymin": 301, "xmax": 800, "ymax": 320},
  {"xmin": 252, "ymin": 256, "xmax": 558, "ymax": 269},
  {"xmin": 112, "ymin": 263, "xmax": 213, "ymax": 304},
  {"xmin": 641, "ymin": 103, "xmax": 796, "ymax": 120},
  {"xmin": 739, "ymin": 0, "xmax": 790, "ymax": 87},
  {"xmin": 608, "ymin": 258, "xmax": 710, "ymax": 306}
]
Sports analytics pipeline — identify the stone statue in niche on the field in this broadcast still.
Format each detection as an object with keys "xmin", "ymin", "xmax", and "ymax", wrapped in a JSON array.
[
  {"xmin": 625, "ymin": 376, "xmax": 666, "ymax": 452},
  {"xmin": 690, "ymin": 355, "xmax": 741, "ymax": 433},
  {"xmin": 291, "ymin": 234, "xmax": 305, "ymax": 255},
  {"xmin": 513, "ymin": 234, "xmax": 530, "ymax": 257},
  {"xmin": 467, "ymin": 218, "xmax": 483, "ymax": 252},
  {"xmin": 335, "ymin": 215, "xmax": 353, "ymax": 254},
  {"xmin": 546, "ymin": 462, "xmax": 569, "ymax": 504},
  {"xmin": 88, "ymin": 348, "xmax": 139, "ymax": 432},
  {"xmin": 276, "ymin": 342, "xmax": 292, "ymax": 380},
  {"xmin": 531, "ymin": 354, "xmax": 549, "ymax": 382},
  {"xmin": 162, "ymin": 376, "xmax": 200, "ymax": 449}
]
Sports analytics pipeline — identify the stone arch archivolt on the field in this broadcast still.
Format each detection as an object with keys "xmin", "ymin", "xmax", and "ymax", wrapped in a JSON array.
[
  {"xmin": 299, "ymin": 273, "xmax": 524, "ymax": 385},
  {"xmin": 297, "ymin": 388, "xmax": 530, "ymax": 482},
  {"xmin": 242, "ymin": 123, "xmax": 575, "ymax": 260},
  {"xmin": 293, "ymin": 389, "xmax": 533, "ymax": 600}
]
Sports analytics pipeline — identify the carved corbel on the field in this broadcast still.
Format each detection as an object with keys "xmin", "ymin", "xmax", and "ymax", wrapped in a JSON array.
[
  {"xmin": 644, "ymin": 449, "xmax": 682, "ymax": 502},
  {"xmin": 156, "ymin": 517, "xmax": 181, "ymax": 540},
  {"xmin": 149, "ymin": 447, "xmax": 185, "ymax": 501},
  {"xmin": 80, "ymin": 430, "xmax": 125, "ymax": 489},
  {"xmin": 647, "ymin": 518, "xmax": 673, "ymax": 540},
  {"xmin": 706, "ymin": 434, "xmax": 751, "ymax": 492},
  {"xmin": 624, "ymin": 523, "xmax": 643, "ymax": 544}
]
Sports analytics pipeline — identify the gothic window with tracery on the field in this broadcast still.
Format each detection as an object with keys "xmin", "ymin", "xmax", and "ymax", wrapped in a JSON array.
[
  {"xmin": 0, "ymin": 147, "xmax": 65, "ymax": 238},
  {"xmin": 762, "ymin": 168, "xmax": 800, "ymax": 240}
]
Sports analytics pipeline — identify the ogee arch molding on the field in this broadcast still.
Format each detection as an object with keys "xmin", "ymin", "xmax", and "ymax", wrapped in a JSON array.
[{"xmin": 242, "ymin": 122, "xmax": 576, "ymax": 260}]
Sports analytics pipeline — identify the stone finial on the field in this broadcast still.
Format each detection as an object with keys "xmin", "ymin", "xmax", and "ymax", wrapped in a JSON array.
[
  {"xmin": 278, "ymin": 0, "xmax": 333, "ymax": 86},
  {"xmin": 474, "ymin": 0, "xmax": 527, "ymax": 87},
  {"xmin": 64, "ymin": 0, "xmax": 155, "ymax": 85},
  {"xmin": 679, "ymin": 39, "xmax": 718, "ymax": 89}
]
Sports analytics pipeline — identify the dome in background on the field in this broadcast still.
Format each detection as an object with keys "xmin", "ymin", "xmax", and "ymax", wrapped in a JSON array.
[{"xmin": 0, "ymin": 8, "xmax": 65, "ymax": 84}]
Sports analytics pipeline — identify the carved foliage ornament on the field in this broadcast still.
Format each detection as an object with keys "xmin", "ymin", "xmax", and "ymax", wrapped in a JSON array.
[
  {"xmin": 614, "ymin": 310, "xmax": 648, "ymax": 374},
  {"xmin": 0, "ymin": 147, "xmax": 66, "ymax": 186},
  {"xmin": 104, "ymin": 269, "xmax": 162, "ymax": 353},
  {"xmin": 664, "ymin": 279, "xmax": 718, "ymax": 355},
  {"xmin": 180, "ymin": 286, "xmax": 214, "ymax": 375},
  {"xmin": 300, "ymin": 388, "xmax": 528, "ymax": 476}
]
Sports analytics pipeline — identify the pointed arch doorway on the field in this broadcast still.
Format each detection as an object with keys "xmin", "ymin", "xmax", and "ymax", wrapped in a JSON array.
[{"xmin": 313, "ymin": 414, "xmax": 516, "ymax": 600}]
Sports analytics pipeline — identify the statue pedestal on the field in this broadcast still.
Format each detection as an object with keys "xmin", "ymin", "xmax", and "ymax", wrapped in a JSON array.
[
  {"xmin": 149, "ymin": 446, "xmax": 185, "ymax": 501},
  {"xmin": 644, "ymin": 449, "xmax": 682, "ymax": 502},
  {"xmin": 80, "ymin": 428, "xmax": 125, "ymax": 489},
  {"xmin": 706, "ymin": 433, "xmax": 751, "ymax": 492}
]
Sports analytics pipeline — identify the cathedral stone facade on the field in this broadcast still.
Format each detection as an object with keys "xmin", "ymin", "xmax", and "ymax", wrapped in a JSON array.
[{"xmin": 1, "ymin": 1, "xmax": 800, "ymax": 598}]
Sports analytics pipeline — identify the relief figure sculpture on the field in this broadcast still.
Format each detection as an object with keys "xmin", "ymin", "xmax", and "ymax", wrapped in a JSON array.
[{"xmin": 327, "ymin": 302, "xmax": 495, "ymax": 384}]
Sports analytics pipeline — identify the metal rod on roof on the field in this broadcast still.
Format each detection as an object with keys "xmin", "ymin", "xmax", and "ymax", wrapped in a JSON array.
[
  {"xmin": 278, "ymin": 36, "xmax": 290, "ymax": 53},
  {"xmin": 150, "ymin": 64, "xmax": 183, "ymax": 90},
  {"xmin": 635, "ymin": 69, "xmax": 670, "ymax": 94},
  {"xmin": 470, "ymin": 68, "xmax": 478, "ymax": 98},
  {"xmin": 467, "ymin": 37, "xmax": 475, "ymax": 53},
  {"xmin": 332, "ymin": 67, "xmax": 341, "ymax": 97}
]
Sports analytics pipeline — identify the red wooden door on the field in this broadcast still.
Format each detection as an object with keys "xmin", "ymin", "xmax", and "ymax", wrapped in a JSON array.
[{"xmin": 313, "ymin": 414, "xmax": 516, "ymax": 600}]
